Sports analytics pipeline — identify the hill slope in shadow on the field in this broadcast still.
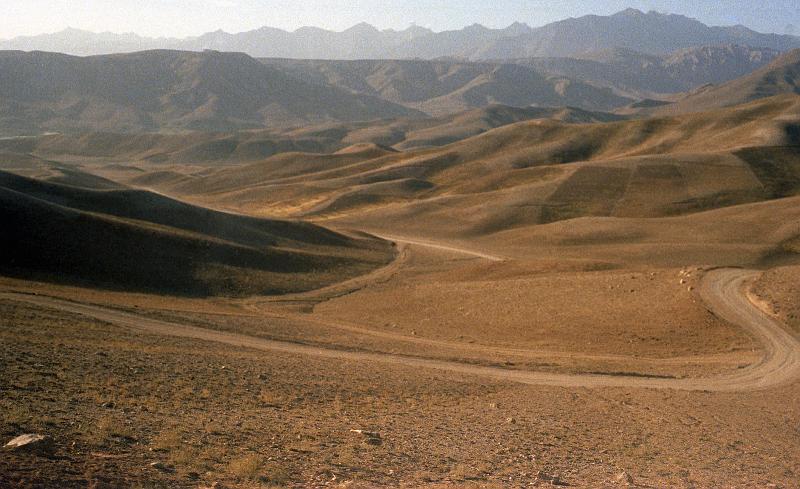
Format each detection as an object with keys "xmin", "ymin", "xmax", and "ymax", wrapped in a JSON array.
[{"xmin": 0, "ymin": 170, "xmax": 393, "ymax": 296}]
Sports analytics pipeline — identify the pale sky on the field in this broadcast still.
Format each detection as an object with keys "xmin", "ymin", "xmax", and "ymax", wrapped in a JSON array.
[{"xmin": 3, "ymin": 0, "xmax": 799, "ymax": 39}]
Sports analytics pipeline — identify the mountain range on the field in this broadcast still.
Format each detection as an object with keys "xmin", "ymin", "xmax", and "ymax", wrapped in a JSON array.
[
  {"xmin": 519, "ymin": 44, "xmax": 782, "ymax": 97},
  {"xmin": 644, "ymin": 49, "xmax": 800, "ymax": 116},
  {"xmin": 3, "ymin": 9, "xmax": 799, "ymax": 60},
  {"xmin": 262, "ymin": 58, "xmax": 633, "ymax": 116},
  {"xmin": 0, "ymin": 49, "xmax": 422, "ymax": 134},
  {"xmin": 2, "ymin": 6, "xmax": 800, "ymax": 135},
  {"xmin": 4, "ymin": 44, "xmax": 799, "ymax": 135}
]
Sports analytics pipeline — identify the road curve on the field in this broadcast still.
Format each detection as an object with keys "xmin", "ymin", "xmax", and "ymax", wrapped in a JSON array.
[{"xmin": 2, "ymin": 269, "xmax": 799, "ymax": 391}]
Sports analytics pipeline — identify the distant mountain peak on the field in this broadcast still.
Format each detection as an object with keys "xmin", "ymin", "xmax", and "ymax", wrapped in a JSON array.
[
  {"xmin": 503, "ymin": 22, "xmax": 533, "ymax": 36},
  {"xmin": 615, "ymin": 8, "xmax": 646, "ymax": 17},
  {"xmin": 293, "ymin": 26, "xmax": 328, "ymax": 34},
  {"xmin": 345, "ymin": 22, "xmax": 380, "ymax": 34},
  {"xmin": 612, "ymin": 8, "xmax": 687, "ymax": 21},
  {"xmin": 464, "ymin": 23, "xmax": 490, "ymax": 32},
  {"xmin": 404, "ymin": 24, "xmax": 433, "ymax": 34},
  {"xmin": 52, "ymin": 27, "xmax": 97, "ymax": 37},
  {"xmin": 3, "ymin": 11, "xmax": 800, "ymax": 60}
]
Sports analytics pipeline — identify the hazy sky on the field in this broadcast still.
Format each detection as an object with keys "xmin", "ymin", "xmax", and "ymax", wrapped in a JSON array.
[{"xmin": 4, "ymin": 0, "xmax": 799, "ymax": 39}]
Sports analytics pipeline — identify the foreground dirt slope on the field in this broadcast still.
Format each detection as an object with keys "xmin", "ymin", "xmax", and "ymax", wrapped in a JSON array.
[
  {"xmin": 1, "ymin": 260, "xmax": 799, "ymax": 487},
  {"xmin": 5, "ymin": 265, "xmax": 797, "ymax": 390},
  {"xmin": 0, "ymin": 170, "xmax": 393, "ymax": 296},
  {"xmin": 754, "ymin": 264, "xmax": 800, "ymax": 334}
]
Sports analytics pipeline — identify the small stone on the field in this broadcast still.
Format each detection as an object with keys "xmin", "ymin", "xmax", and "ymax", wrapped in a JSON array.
[
  {"xmin": 350, "ymin": 429, "xmax": 380, "ymax": 439},
  {"xmin": 506, "ymin": 417, "xmax": 516, "ymax": 424},
  {"xmin": 350, "ymin": 429, "xmax": 382, "ymax": 445},
  {"xmin": 149, "ymin": 461, "xmax": 175, "ymax": 473},
  {"xmin": 4, "ymin": 434, "xmax": 52, "ymax": 454},
  {"xmin": 535, "ymin": 471, "xmax": 566, "ymax": 485}
]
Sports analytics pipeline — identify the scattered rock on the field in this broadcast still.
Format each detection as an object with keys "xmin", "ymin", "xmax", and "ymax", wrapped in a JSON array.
[
  {"xmin": 688, "ymin": 286, "xmax": 695, "ymax": 292},
  {"xmin": 149, "ymin": 461, "xmax": 175, "ymax": 473},
  {"xmin": 506, "ymin": 417, "xmax": 516, "ymax": 424},
  {"xmin": 350, "ymin": 429, "xmax": 380, "ymax": 438},
  {"xmin": 680, "ymin": 279, "xmax": 687, "ymax": 285},
  {"xmin": 350, "ymin": 429, "xmax": 382, "ymax": 445},
  {"xmin": 4, "ymin": 434, "xmax": 52, "ymax": 454},
  {"xmin": 535, "ymin": 471, "xmax": 567, "ymax": 486},
  {"xmin": 101, "ymin": 401, "xmax": 115, "ymax": 409}
]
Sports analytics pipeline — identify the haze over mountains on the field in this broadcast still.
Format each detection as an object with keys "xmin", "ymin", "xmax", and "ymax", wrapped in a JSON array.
[
  {"xmin": 521, "ymin": 44, "xmax": 782, "ymax": 97},
  {"xmin": 3, "ymin": 45, "xmax": 800, "ymax": 135},
  {"xmin": 263, "ymin": 58, "xmax": 633, "ymax": 116},
  {"xmin": 2, "ymin": 8, "xmax": 800, "ymax": 135},
  {"xmin": 647, "ymin": 49, "xmax": 800, "ymax": 116},
  {"xmin": 3, "ymin": 9, "xmax": 799, "ymax": 60},
  {"xmin": 0, "ymin": 50, "xmax": 422, "ymax": 134}
]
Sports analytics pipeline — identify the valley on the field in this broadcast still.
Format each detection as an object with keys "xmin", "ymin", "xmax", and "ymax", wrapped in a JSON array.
[{"xmin": 2, "ymin": 6, "xmax": 800, "ymax": 488}]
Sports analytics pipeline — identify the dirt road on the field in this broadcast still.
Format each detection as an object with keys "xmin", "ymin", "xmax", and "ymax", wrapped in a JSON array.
[
  {"xmin": 373, "ymin": 234, "xmax": 507, "ymax": 262},
  {"xmin": 3, "ymin": 268, "xmax": 798, "ymax": 391}
]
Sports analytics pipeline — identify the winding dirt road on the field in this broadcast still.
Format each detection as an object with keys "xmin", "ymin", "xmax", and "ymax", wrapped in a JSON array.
[{"xmin": 3, "ymin": 269, "xmax": 799, "ymax": 391}]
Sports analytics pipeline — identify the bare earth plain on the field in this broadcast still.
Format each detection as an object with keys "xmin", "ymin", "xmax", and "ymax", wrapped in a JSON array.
[{"xmin": 3, "ymin": 93, "xmax": 800, "ymax": 487}]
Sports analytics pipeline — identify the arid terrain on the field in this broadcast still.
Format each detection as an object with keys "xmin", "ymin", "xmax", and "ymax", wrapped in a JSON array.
[{"xmin": 3, "ymin": 7, "xmax": 800, "ymax": 488}]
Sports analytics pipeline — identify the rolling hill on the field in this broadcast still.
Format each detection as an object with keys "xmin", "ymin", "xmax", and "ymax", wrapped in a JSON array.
[
  {"xmin": 119, "ymin": 94, "xmax": 800, "ymax": 244},
  {"xmin": 0, "ymin": 105, "xmax": 625, "ymax": 168},
  {"xmin": 0, "ymin": 170, "xmax": 393, "ymax": 296}
]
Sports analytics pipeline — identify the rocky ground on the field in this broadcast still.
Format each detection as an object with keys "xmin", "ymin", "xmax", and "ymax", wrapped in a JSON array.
[{"xmin": 2, "ymin": 262, "xmax": 799, "ymax": 487}]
